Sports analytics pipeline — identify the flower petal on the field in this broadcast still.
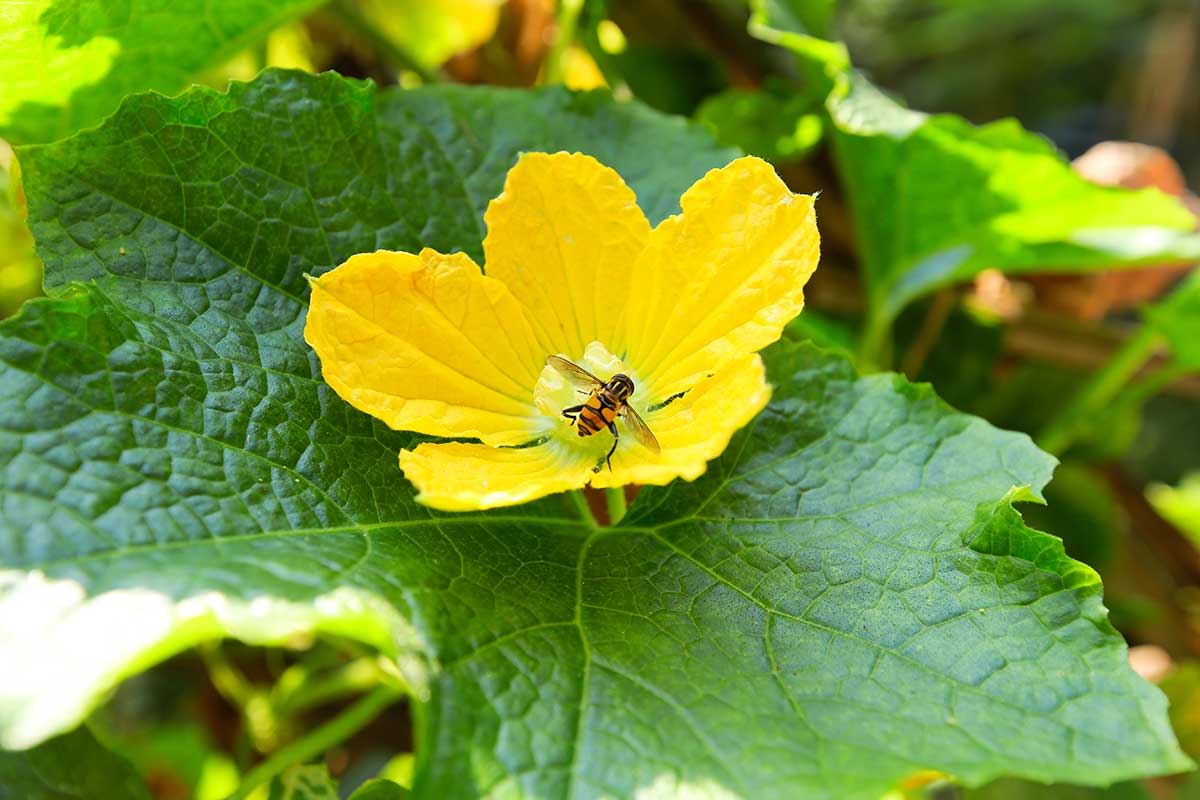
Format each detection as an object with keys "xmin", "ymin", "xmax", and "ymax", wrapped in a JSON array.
[
  {"xmin": 624, "ymin": 156, "xmax": 819, "ymax": 400},
  {"xmin": 399, "ymin": 441, "xmax": 594, "ymax": 511},
  {"xmin": 590, "ymin": 353, "xmax": 771, "ymax": 489},
  {"xmin": 483, "ymin": 152, "xmax": 652, "ymax": 359},
  {"xmin": 305, "ymin": 249, "xmax": 547, "ymax": 446}
]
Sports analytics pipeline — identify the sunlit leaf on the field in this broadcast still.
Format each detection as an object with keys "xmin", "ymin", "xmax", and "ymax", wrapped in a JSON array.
[
  {"xmin": 828, "ymin": 73, "xmax": 1200, "ymax": 325},
  {"xmin": 747, "ymin": 3, "xmax": 1200, "ymax": 339},
  {"xmin": 0, "ymin": 0, "xmax": 322, "ymax": 144},
  {"xmin": 1146, "ymin": 473, "xmax": 1200, "ymax": 543}
]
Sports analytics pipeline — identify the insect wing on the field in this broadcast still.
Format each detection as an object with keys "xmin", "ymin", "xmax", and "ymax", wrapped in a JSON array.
[
  {"xmin": 621, "ymin": 405, "xmax": 661, "ymax": 454},
  {"xmin": 546, "ymin": 355, "xmax": 603, "ymax": 389}
]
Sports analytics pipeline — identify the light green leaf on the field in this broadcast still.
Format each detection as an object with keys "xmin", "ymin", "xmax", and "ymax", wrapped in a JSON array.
[
  {"xmin": 1146, "ymin": 472, "xmax": 1200, "ymax": 543},
  {"xmin": 747, "ymin": 3, "xmax": 1200, "ymax": 336},
  {"xmin": 828, "ymin": 72, "xmax": 1200, "ymax": 324},
  {"xmin": 0, "ymin": 0, "xmax": 322, "ymax": 144},
  {"xmin": 0, "ymin": 71, "xmax": 1188, "ymax": 796},
  {"xmin": 270, "ymin": 764, "xmax": 340, "ymax": 800},
  {"xmin": 0, "ymin": 725, "xmax": 151, "ymax": 800}
]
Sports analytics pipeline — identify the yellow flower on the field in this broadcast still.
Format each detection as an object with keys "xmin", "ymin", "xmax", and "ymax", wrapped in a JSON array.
[{"xmin": 304, "ymin": 153, "xmax": 819, "ymax": 510}]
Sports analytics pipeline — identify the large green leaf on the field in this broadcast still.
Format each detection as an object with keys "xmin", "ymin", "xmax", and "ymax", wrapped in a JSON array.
[
  {"xmin": 0, "ymin": 725, "xmax": 151, "ymax": 799},
  {"xmin": 0, "ymin": 0, "xmax": 321, "ymax": 144},
  {"xmin": 0, "ymin": 71, "xmax": 1189, "ymax": 796},
  {"xmin": 747, "ymin": 5, "xmax": 1200, "ymax": 341}
]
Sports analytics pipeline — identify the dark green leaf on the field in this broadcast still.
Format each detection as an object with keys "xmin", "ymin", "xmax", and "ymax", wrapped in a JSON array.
[
  {"xmin": 0, "ymin": 0, "xmax": 321, "ymax": 144},
  {"xmin": 966, "ymin": 777, "xmax": 1152, "ymax": 800},
  {"xmin": 0, "ymin": 726, "xmax": 151, "ymax": 800},
  {"xmin": 594, "ymin": 45, "xmax": 727, "ymax": 116},
  {"xmin": 0, "ymin": 71, "xmax": 1188, "ymax": 797}
]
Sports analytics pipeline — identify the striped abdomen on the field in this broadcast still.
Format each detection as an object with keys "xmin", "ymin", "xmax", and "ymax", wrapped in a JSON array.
[{"xmin": 576, "ymin": 390, "xmax": 620, "ymax": 437}]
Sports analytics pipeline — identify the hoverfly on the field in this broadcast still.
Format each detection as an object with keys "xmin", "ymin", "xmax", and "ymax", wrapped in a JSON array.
[{"xmin": 546, "ymin": 355, "xmax": 661, "ymax": 472}]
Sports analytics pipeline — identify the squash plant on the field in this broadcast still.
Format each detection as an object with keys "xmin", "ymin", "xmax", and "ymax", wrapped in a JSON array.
[{"xmin": 1, "ymin": 1, "xmax": 1199, "ymax": 798}]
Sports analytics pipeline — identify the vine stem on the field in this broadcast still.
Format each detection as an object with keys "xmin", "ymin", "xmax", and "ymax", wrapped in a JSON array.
[
  {"xmin": 899, "ymin": 289, "xmax": 955, "ymax": 380},
  {"xmin": 857, "ymin": 301, "xmax": 894, "ymax": 373},
  {"xmin": 226, "ymin": 684, "xmax": 403, "ymax": 799},
  {"xmin": 605, "ymin": 487, "xmax": 627, "ymax": 526},
  {"xmin": 1036, "ymin": 325, "xmax": 1165, "ymax": 456},
  {"xmin": 568, "ymin": 489, "xmax": 601, "ymax": 529},
  {"xmin": 1113, "ymin": 361, "xmax": 1189, "ymax": 412}
]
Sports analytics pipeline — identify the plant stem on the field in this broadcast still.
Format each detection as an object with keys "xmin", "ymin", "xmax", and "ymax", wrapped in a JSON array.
[
  {"xmin": 542, "ymin": 0, "xmax": 585, "ymax": 85},
  {"xmin": 568, "ymin": 489, "xmax": 600, "ymax": 529},
  {"xmin": 227, "ymin": 684, "xmax": 403, "ymax": 800},
  {"xmin": 327, "ymin": 0, "xmax": 440, "ymax": 84},
  {"xmin": 858, "ymin": 303, "xmax": 893, "ymax": 372},
  {"xmin": 1036, "ymin": 326, "xmax": 1165, "ymax": 456},
  {"xmin": 1109, "ymin": 361, "xmax": 1189, "ymax": 418},
  {"xmin": 605, "ymin": 487, "xmax": 627, "ymax": 526},
  {"xmin": 201, "ymin": 642, "xmax": 255, "ymax": 707},
  {"xmin": 899, "ymin": 289, "xmax": 955, "ymax": 380},
  {"xmin": 273, "ymin": 657, "xmax": 384, "ymax": 716}
]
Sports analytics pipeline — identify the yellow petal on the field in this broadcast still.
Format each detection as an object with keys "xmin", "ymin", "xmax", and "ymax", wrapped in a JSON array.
[
  {"xmin": 590, "ymin": 353, "xmax": 771, "ymax": 489},
  {"xmin": 483, "ymin": 152, "xmax": 651, "ymax": 359},
  {"xmin": 305, "ymin": 249, "xmax": 547, "ymax": 446},
  {"xmin": 624, "ymin": 156, "xmax": 819, "ymax": 400},
  {"xmin": 399, "ymin": 441, "xmax": 594, "ymax": 511}
]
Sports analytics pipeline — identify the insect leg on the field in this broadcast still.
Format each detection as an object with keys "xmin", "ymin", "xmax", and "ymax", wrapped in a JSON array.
[
  {"xmin": 561, "ymin": 404, "xmax": 584, "ymax": 426},
  {"xmin": 598, "ymin": 421, "xmax": 619, "ymax": 473}
]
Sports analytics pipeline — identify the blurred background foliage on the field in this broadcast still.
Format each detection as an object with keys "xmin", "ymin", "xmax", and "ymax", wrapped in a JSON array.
[{"xmin": 2, "ymin": 0, "xmax": 1200, "ymax": 797}]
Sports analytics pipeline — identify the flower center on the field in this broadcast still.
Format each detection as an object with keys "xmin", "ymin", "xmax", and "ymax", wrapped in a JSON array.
[{"xmin": 534, "ymin": 341, "xmax": 637, "ymax": 447}]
